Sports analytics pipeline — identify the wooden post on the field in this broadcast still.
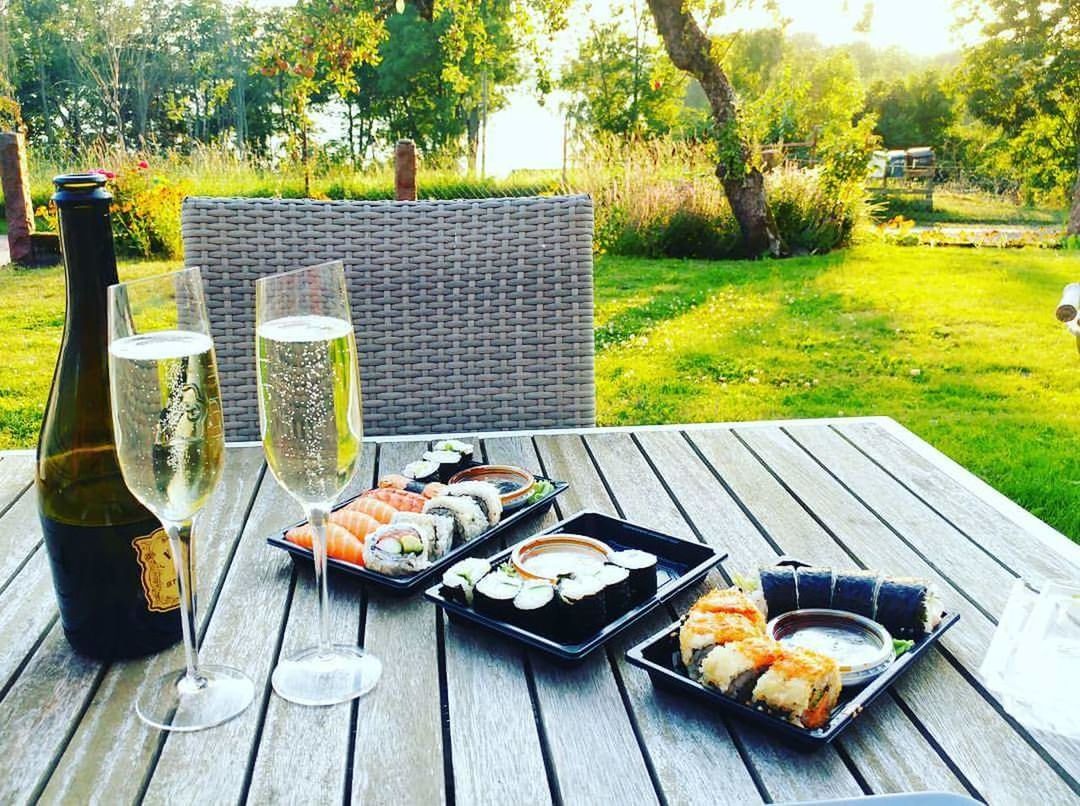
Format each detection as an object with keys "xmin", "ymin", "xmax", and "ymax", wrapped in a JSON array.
[
  {"xmin": 0, "ymin": 131, "xmax": 34, "ymax": 264},
  {"xmin": 395, "ymin": 139, "xmax": 417, "ymax": 201}
]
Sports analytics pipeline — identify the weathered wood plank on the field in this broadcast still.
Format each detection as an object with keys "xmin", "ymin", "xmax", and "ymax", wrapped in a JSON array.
[
  {"xmin": 0, "ymin": 549, "xmax": 57, "ymax": 695},
  {"xmin": 0, "ymin": 453, "xmax": 33, "ymax": 515},
  {"xmin": 350, "ymin": 438, "xmax": 444, "ymax": 805},
  {"xmin": 0, "ymin": 486, "xmax": 43, "ymax": 591},
  {"xmin": 37, "ymin": 447, "xmax": 266, "ymax": 805},
  {"xmin": 245, "ymin": 443, "xmax": 376, "ymax": 805}
]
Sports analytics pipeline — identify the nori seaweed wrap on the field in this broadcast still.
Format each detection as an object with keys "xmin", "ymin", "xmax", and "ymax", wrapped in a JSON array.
[
  {"xmin": 832, "ymin": 570, "xmax": 880, "ymax": 618},
  {"xmin": 557, "ymin": 574, "xmax": 607, "ymax": 643},
  {"xmin": 610, "ymin": 549, "xmax": 658, "ymax": 604},
  {"xmin": 875, "ymin": 577, "xmax": 941, "ymax": 637},
  {"xmin": 440, "ymin": 558, "xmax": 492, "ymax": 606},
  {"xmin": 598, "ymin": 564, "xmax": 632, "ymax": 619},
  {"xmin": 474, "ymin": 566, "xmax": 522, "ymax": 621},
  {"xmin": 759, "ymin": 566, "xmax": 798, "ymax": 617},
  {"xmin": 513, "ymin": 581, "xmax": 558, "ymax": 634},
  {"xmin": 795, "ymin": 567, "xmax": 834, "ymax": 610}
]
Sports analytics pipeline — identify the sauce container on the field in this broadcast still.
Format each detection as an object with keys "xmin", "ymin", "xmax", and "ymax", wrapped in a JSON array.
[
  {"xmin": 511, "ymin": 534, "xmax": 611, "ymax": 581},
  {"xmin": 449, "ymin": 464, "xmax": 536, "ymax": 510},
  {"xmin": 768, "ymin": 608, "xmax": 894, "ymax": 687}
]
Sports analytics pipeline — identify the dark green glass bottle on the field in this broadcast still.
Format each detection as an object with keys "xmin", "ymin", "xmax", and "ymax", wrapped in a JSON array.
[{"xmin": 36, "ymin": 174, "xmax": 182, "ymax": 659}]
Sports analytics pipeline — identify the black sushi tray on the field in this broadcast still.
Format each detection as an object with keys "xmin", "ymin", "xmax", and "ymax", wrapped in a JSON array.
[
  {"xmin": 266, "ymin": 477, "xmax": 569, "ymax": 595},
  {"xmin": 424, "ymin": 511, "xmax": 727, "ymax": 662},
  {"xmin": 625, "ymin": 610, "xmax": 959, "ymax": 750}
]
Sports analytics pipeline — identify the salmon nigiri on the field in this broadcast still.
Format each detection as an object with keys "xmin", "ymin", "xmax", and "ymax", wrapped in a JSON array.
[
  {"xmin": 329, "ymin": 508, "xmax": 380, "ymax": 539},
  {"xmin": 345, "ymin": 496, "xmax": 397, "ymax": 524},
  {"xmin": 361, "ymin": 487, "xmax": 426, "ymax": 513},
  {"xmin": 285, "ymin": 522, "xmax": 365, "ymax": 566}
]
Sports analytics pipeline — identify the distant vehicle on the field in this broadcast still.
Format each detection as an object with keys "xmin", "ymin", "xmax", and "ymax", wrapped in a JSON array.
[{"xmin": 869, "ymin": 147, "xmax": 935, "ymax": 180}]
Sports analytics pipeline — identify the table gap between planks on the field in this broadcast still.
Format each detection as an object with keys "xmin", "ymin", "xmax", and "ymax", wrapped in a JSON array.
[{"xmin": 0, "ymin": 417, "xmax": 1078, "ymax": 806}]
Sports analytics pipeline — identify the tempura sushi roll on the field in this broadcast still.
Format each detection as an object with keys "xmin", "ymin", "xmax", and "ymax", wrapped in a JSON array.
[
  {"xmin": 597, "ymin": 564, "xmax": 632, "ymax": 619},
  {"xmin": 474, "ymin": 565, "xmax": 522, "ymax": 621},
  {"xmin": 689, "ymin": 587, "xmax": 766, "ymax": 630},
  {"xmin": 392, "ymin": 511, "xmax": 453, "ymax": 559},
  {"xmin": 679, "ymin": 610, "xmax": 763, "ymax": 679},
  {"xmin": 701, "ymin": 636, "xmax": 783, "ymax": 700},
  {"xmin": 796, "ymin": 568, "xmax": 834, "ymax": 610},
  {"xmin": 832, "ymin": 570, "xmax": 880, "ymax": 618},
  {"xmin": 423, "ymin": 494, "xmax": 488, "ymax": 546},
  {"xmin": 751, "ymin": 646, "xmax": 842, "ymax": 730},
  {"xmin": 875, "ymin": 577, "xmax": 944, "ymax": 637},
  {"xmin": 557, "ymin": 574, "xmax": 607, "ymax": 642},
  {"xmin": 440, "ymin": 558, "xmax": 492, "ymax": 606},
  {"xmin": 513, "ymin": 580, "xmax": 558, "ymax": 633},
  {"xmin": 446, "ymin": 481, "xmax": 503, "ymax": 526},
  {"xmin": 609, "ymin": 549, "xmax": 658, "ymax": 603},
  {"xmin": 362, "ymin": 523, "xmax": 429, "ymax": 576},
  {"xmin": 759, "ymin": 566, "xmax": 798, "ymax": 617}
]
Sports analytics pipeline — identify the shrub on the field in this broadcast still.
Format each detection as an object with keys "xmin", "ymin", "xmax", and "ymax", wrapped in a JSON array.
[{"xmin": 767, "ymin": 167, "xmax": 867, "ymax": 254}]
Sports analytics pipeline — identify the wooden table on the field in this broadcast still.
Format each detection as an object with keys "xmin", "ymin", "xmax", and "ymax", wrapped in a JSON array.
[{"xmin": 2, "ymin": 417, "xmax": 1079, "ymax": 805}]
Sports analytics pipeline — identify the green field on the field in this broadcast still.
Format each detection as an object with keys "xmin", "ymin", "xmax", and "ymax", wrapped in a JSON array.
[
  {"xmin": 879, "ymin": 190, "xmax": 1068, "ymax": 226},
  {"xmin": 2, "ymin": 243, "xmax": 1078, "ymax": 539}
]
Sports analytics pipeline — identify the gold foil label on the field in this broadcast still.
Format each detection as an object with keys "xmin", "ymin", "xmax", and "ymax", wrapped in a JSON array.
[{"xmin": 132, "ymin": 529, "xmax": 180, "ymax": 613}]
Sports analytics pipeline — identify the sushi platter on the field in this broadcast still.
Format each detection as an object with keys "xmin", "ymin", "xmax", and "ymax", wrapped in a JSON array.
[
  {"xmin": 266, "ymin": 441, "xmax": 569, "ymax": 595},
  {"xmin": 425, "ymin": 511, "xmax": 727, "ymax": 662},
  {"xmin": 625, "ymin": 561, "xmax": 959, "ymax": 750}
]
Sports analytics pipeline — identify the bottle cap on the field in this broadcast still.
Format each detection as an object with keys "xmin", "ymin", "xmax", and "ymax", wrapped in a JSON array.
[{"xmin": 52, "ymin": 173, "xmax": 112, "ymax": 205}]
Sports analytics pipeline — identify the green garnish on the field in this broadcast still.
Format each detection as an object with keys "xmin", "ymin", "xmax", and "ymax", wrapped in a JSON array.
[
  {"xmin": 731, "ymin": 571, "xmax": 759, "ymax": 593},
  {"xmin": 893, "ymin": 639, "xmax": 915, "ymax": 657},
  {"xmin": 526, "ymin": 479, "xmax": 555, "ymax": 503}
]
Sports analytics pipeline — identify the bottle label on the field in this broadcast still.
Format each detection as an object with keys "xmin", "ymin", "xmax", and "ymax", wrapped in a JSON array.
[{"xmin": 131, "ymin": 529, "xmax": 180, "ymax": 613}]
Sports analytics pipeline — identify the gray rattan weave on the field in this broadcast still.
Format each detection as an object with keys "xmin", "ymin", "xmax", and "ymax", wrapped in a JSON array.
[{"xmin": 181, "ymin": 194, "xmax": 596, "ymax": 440}]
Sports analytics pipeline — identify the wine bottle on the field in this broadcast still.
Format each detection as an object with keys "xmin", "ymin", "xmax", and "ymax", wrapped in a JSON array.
[{"xmin": 36, "ymin": 174, "xmax": 182, "ymax": 659}]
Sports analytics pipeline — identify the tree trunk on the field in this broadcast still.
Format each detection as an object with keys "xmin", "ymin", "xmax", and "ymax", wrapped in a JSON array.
[
  {"xmin": 645, "ymin": 0, "xmax": 784, "ymax": 257},
  {"xmin": 1071, "ymin": 147, "xmax": 1080, "ymax": 236}
]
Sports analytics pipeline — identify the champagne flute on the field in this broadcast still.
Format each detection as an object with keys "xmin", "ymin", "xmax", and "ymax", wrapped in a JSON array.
[
  {"xmin": 255, "ymin": 260, "xmax": 381, "ymax": 705},
  {"xmin": 107, "ymin": 267, "xmax": 254, "ymax": 731}
]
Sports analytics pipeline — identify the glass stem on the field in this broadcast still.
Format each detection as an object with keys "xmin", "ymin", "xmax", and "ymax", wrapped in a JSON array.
[
  {"xmin": 307, "ymin": 506, "xmax": 332, "ymax": 657},
  {"xmin": 165, "ymin": 519, "xmax": 204, "ymax": 688}
]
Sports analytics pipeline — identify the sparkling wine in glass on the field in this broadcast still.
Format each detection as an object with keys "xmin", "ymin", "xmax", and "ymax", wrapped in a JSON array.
[
  {"xmin": 255, "ymin": 260, "xmax": 381, "ymax": 705},
  {"xmin": 108, "ymin": 266, "xmax": 254, "ymax": 731}
]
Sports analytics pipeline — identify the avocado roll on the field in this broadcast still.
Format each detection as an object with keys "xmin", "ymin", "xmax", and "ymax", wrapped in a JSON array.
[
  {"xmin": 832, "ymin": 570, "xmax": 880, "ymax": 618},
  {"xmin": 474, "ymin": 566, "xmax": 522, "ymax": 621},
  {"xmin": 875, "ymin": 577, "xmax": 944, "ymax": 637},
  {"xmin": 440, "ymin": 558, "xmax": 492, "ymax": 606},
  {"xmin": 557, "ymin": 574, "xmax": 607, "ymax": 643},
  {"xmin": 610, "ymin": 549, "xmax": 658, "ymax": 604},
  {"xmin": 796, "ymin": 568, "xmax": 834, "ymax": 610},
  {"xmin": 598, "ymin": 564, "xmax": 632, "ymax": 619},
  {"xmin": 392, "ymin": 511, "xmax": 453, "ymax": 559},
  {"xmin": 513, "ymin": 580, "xmax": 558, "ymax": 634},
  {"xmin": 362, "ymin": 524, "xmax": 429, "ymax": 576},
  {"xmin": 759, "ymin": 566, "xmax": 798, "ymax": 617}
]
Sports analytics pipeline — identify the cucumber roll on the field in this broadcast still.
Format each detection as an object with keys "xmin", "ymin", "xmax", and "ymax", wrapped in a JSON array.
[
  {"xmin": 446, "ymin": 481, "xmax": 503, "ymax": 526},
  {"xmin": 423, "ymin": 494, "xmax": 488, "ymax": 546},
  {"xmin": 403, "ymin": 459, "xmax": 440, "ymax": 484},
  {"xmin": 362, "ymin": 524, "xmax": 430, "ymax": 576},
  {"xmin": 474, "ymin": 566, "xmax": 522, "ymax": 621},
  {"xmin": 759, "ymin": 566, "xmax": 798, "ymax": 617},
  {"xmin": 440, "ymin": 558, "xmax": 492, "ymax": 606},
  {"xmin": 796, "ymin": 568, "xmax": 834, "ymax": 610},
  {"xmin": 392, "ymin": 511, "xmax": 453, "ymax": 559},
  {"xmin": 875, "ymin": 578, "xmax": 944, "ymax": 637},
  {"xmin": 424, "ymin": 449, "xmax": 467, "ymax": 483},
  {"xmin": 513, "ymin": 580, "xmax": 558, "ymax": 634},
  {"xmin": 832, "ymin": 570, "xmax": 881, "ymax": 618},
  {"xmin": 434, "ymin": 440, "xmax": 474, "ymax": 465},
  {"xmin": 557, "ymin": 574, "xmax": 607, "ymax": 642},
  {"xmin": 597, "ymin": 564, "xmax": 632, "ymax": 619},
  {"xmin": 610, "ymin": 549, "xmax": 658, "ymax": 604}
]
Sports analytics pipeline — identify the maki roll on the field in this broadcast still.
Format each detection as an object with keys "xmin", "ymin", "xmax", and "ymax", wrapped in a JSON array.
[
  {"xmin": 701, "ymin": 636, "xmax": 783, "ymax": 700},
  {"xmin": 446, "ymin": 481, "xmax": 503, "ymax": 526},
  {"xmin": 609, "ymin": 549, "xmax": 658, "ymax": 604},
  {"xmin": 795, "ymin": 568, "xmax": 834, "ymax": 610},
  {"xmin": 440, "ymin": 558, "xmax": 492, "ymax": 606},
  {"xmin": 875, "ymin": 577, "xmax": 944, "ymax": 637},
  {"xmin": 759, "ymin": 566, "xmax": 798, "ymax": 617},
  {"xmin": 679, "ymin": 610, "xmax": 762, "ymax": 680},
  {"xmin": 434, "ymin": 439, "xmax": 475, "ymax": 465},
  {"xmin": 424, "ymin": 444, "xmax": 471, "ymax": 482},
  {"xmin": 832, "ymin": 570, "xmax": 881, "ymax": 618},
  {"xmin": 557, "ymin": 574, "xmax": 607, "ymax": 643},
  {"xmin": 402, "ymin": 460, "xmax": 441, "ymax": 484},
  {"xmin": 751, "ymin": 646, "xmax": 842, "ymax": 730},
  {"xmin": 597, "ymin": 564, "xmax": 632, "ymax": 620},
  {"xmin": 474, "ymin": 565, "xmax": 522, "ymax": 621},
  {"xmin": 513, "ymin": 580, "xmax": 558, "ymax": 634},
  {"xmin": 423, "ymin": 494, "xmax": 488, "ymax": 546},
  {"xmin": 392, "ymin": 511, "xmax": 453, "ymax": 559},
  {"xmin": 362, "ymin": 523, "xmax": 429, "ymax": 576}
]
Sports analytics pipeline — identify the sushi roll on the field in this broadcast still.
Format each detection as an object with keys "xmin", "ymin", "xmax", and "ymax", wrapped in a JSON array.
[
  {"xmin": 434, "ymin": 439, "xmax": 474, "ymax": 466},
  {"xmin": 751, "ymin": 646, "xmax": 842, "ymax": 730},
  {"xmin": 424, "ymin": 449, "xmax": 468, "ymax": 482},
  {"xmin": 701, "ymin": 635, "xmax": 784, "ymax": 700},
  {"xmin": 609, "ymin": 549, "xmax": 658, "ymax": 604},
  {"xmin": 446, "ymin": 481, "xmax": 503, "ymax": 526},
  {"xmin": 423, "ymin": 494, "xmax": 488, "ymax": 546},
  {"xmin": 440, "ymin": 558, "xmax": 492, "ymax": 606},
  {"xmin": 392, "ymin": 511, "xmax": 453, "ymax": 559},
  {"xmin": 557, "ymin": 574, "xmax": 607, "ymax": 643},
  {"xmin": 759, "ymin": 566, "xmax": 798, "ymax": 617},
  {"xmin": 832, "ymin": 570, "xmax": 881, "ymax": 618},
  {"xmin": 597, "ymin": 564, "xmax": 632, "ymax": 620},
  {"xmin": 513, "ymin": 580, "xmax": 558, "ymax": 634},
  {"xmin": 474, "ymin": 565, "xmax": 522, "ymax": 621},
  {"xmin": 362, "ymin": 523, "xmax": 429, "ymax": 576},
  {"xmin": 403, "ymin": 459, "xmax": 441, "ymax": 483},
  {"xmin": 690, "ymin": 587, "xmax": 767, "ymax": 630},
  {"xmin": 679, "ymin": 610, "xmax": 763, "ymax": 679},
  {"xmin": 796, "ymin": 568, "xmax": 835, "ymax": 610},
  {"xmin": 875, "ymin": 577, "xmax": 944, "ymax": 637}
]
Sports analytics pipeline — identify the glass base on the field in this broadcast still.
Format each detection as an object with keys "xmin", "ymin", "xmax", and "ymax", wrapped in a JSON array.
[
  {"xmin": 271, "ymin": 644, "xmax": 382, "ymax": 706},
  {"xmin": 137, "ymin": 664, "xmax": 255, "ymax": 732}
]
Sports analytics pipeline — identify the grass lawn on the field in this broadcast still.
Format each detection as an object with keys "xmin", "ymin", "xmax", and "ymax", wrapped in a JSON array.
[
  {"xmin": 879, "ymin": 190, "xmax": 1067, "ymax": 226},
  {"xmin": 2, "ymin": 243, "xmax": 1078, "ymax": 540},
  {"xmin": 596, "ymin": 241, "xmax": 1080, "ymax": 540}
]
